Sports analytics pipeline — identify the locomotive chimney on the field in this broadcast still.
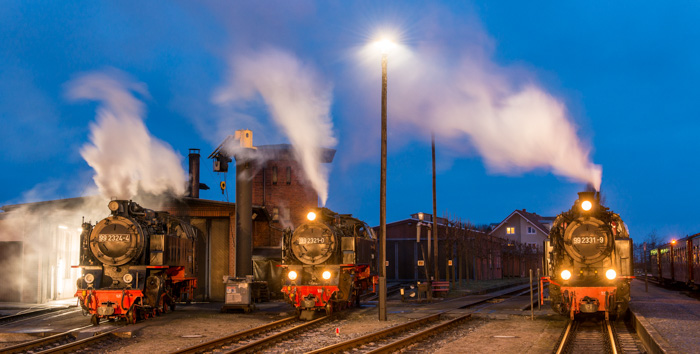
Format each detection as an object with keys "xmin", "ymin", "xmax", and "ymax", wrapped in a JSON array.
[{"xmin": 188, "ymin": 148, "xmax": 201, "ymax": 198}]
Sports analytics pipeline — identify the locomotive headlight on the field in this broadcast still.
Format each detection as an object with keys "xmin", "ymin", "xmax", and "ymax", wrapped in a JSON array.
[
  {"xmin": 84, "ymin": 273, "xmax": 95, "ymax": 284},
  {"xmin": 108, "ymin": 200, "xmax": 120, "ymax": 212},
  {"xmin": 288, "ymin": 271, "xmax": 298, "ymax": 281},
  {"xmin": 560, "ymin": 270, "xmax": 572, "ymax": 280},
  {"xmin": 581, "ymin": 200, "xmax": 592, "ymax": 211},
  {"xmin": 307, "ymin": 211, "xmax": 317, "ymax": 221},
  {"xmin": 322, "ymin": 271, "xmax": 332, "ymax": 280},
  {"xmin": 123, "ymin": 273, "xmax": 134, "ymax": 284},
  {"xmin": 606, "ymin": 269, "xmax": 617, "ymax": 280}
]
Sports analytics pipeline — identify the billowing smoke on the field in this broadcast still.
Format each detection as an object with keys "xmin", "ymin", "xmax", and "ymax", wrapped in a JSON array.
[
  {"xmin": 67, "ymin": 69, "xmax": 187, "ymax": 199},
  {"xmin": 350, "ymin": 18, "xmax": 602, "ymax": 191},
  {"xmin": 214, "ymin": 48, "xmax": 337, "ymax": 204},
  {"xmin": 387, "ymin": 50, "xmax": 602, "ymax": 189}
]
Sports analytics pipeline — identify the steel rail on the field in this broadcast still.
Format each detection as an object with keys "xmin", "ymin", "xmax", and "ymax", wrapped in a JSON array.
[
  {"xmin": 605, "ymin": 319, "xmax": 618, "ymax": 354},
  {"xmin": 0, "ymin": 307, "xmax": 75, "ymax": 326},
  {"xmin": 37, "ymin": 330, "xmax": 119, "ymax": 354},
  {"xmin": 172, "ymin": 316, "xmax": 299, "ymax": 354},
  {"xmin": 306, "ymin": 313, "xmax": 443, "ymax": 354},
  {"xmin": 1, "ymin": 323, "xmax": 103, "ymax": 353},
  {"xmin": 1, "ymin": 332, "xmax": 76, "ymax": 354},
  {"xmin": 366, "ymin": 314, "xmax": 472, "ymax": 354},
  {"xmin": 554, "ymin": 320, "xmax": 574, "ymax": 354},
  {"xmin": 222, "ymin": 316, "xmax": 328, "ymax": 353}
]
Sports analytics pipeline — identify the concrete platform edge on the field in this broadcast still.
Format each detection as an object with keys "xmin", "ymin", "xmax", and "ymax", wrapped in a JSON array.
[{"xmin": 629, "ymin": 309, "xmax": 678, "ymax": 354}]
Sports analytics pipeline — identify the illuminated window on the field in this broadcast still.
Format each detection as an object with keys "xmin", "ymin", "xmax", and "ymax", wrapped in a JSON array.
[
  {"xmin": 286, "ymin": 167, "xmax": 292, "ymax": 185},
  {"xmin": 272, "ymin": 166, "xmax": 278, "ymax": 185},
  {"xmin": 506, "ymin": 227, "xmax": 515, "ymax": 234},
  {"xmin": 527, "ymin": 226, "xmax": 535, "ymax": 234},
  {"xmin": 272, "ymin": 207, "xmax": 279, "ymax": 221}
]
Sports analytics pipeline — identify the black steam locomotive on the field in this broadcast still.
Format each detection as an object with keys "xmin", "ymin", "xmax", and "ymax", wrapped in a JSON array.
[
  {"xmin": 543, "ymin": 191, "xmax": 633, "ymax": 320},
  {"xmin": 280, "ymin": 208, "xmax": 377, "ymax": 319},
  {"xmin": 74, "ymin": 200, "xmax": 198, "ymax": 325}
]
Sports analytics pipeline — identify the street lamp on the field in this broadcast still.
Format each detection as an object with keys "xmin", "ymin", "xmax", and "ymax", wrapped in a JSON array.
[{"xmin": 377, "ymin": 37, "xmax": 394, "ymax": 322}]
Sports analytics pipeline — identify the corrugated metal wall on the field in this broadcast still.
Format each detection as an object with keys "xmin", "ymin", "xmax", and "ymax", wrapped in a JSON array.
[{"xmin": 210, "ymin": 218, "xmax": 229, "ymax": 301}]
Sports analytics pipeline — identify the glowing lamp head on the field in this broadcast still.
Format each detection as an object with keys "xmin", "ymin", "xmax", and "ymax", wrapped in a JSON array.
[
  {"xmin": 322, "ymin": 271, "xmax": 332, "ymax": 280},
  {"xmin": 605, "ymin": 269, "xmax": 617, "ymax": 280},
  {"xmin": 560, "ymin": 270, "xmax": 572, "ymax": 280},
  {"xmin": 581, "ymin": 200, "xmax": 593, "ymax": 211},
  {"xmin": 84, "ymin": 273, "xmax": 95, "ymax": 284},
  {"xmin": 288, "ymin": 271, "xmax": 298, "ymax": 281},
  {"xmin": 375, "ymin": 38, "xmax": 396, "ymax": 54},
  {"xmin": 307, "ymin": 212, "xmax": 317, "ymax": 221},
  {"xmin": 671, "ymin": 239, "xmax": 677, "ymax": 245}
]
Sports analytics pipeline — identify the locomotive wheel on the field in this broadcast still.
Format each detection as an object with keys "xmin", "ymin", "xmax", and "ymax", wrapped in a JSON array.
[{"xmin": 90, "ymin": 314, "xmax": 100, "ymax": 326}]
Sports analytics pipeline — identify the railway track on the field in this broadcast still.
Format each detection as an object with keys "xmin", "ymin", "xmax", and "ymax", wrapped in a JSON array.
[
  {"xmin": 554, "ymin": 318, "xmax": 644, "ymax": 354},
  {"xmin": 307, "ymin": 312, "xmax": 471, "ymax": 354},
  {"xmin": 1, "ymin": 325, "xmax": 122, "ymax": 354},
  {"xmin": 0, "ymin": 307, "xmax": 77, "ymax": 327},
  {"xmin": 173, "ymin": 315, "xmax": 329, "ymax": 354}
]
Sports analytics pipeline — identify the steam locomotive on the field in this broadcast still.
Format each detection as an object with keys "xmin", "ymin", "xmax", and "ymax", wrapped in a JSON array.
[
  {"xmin": 74, "ymin": 200, "xmax": 198, "ymax": 325},
  {"xmin": 543, "ymin": 191, "xmax": 634, "ymax": 320},
  {"xmin": 280, "ymin": 208, "xmax": 377, "ymax": 319}
]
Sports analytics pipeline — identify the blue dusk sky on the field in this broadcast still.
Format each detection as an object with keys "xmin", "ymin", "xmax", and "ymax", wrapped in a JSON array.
[{"xmin": 1, "ymin": 1, "xmax": 698, "ymax": 243}]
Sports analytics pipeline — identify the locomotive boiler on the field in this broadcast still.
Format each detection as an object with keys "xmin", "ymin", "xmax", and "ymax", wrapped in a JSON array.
[
  {"xmin": 543, "ymin": 191, "xmax": 634, "ymax": 320},
  {"xmin": 74, "ymin": 200, "xmax": 198, "ymax": 325},
  {"xmin": 280, "ymin": 208, "xmax": 377, "ymax": 319}
]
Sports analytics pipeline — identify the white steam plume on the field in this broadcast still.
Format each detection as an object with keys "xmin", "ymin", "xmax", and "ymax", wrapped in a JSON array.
[
  {"xmin": 67, "ymin": 69, "xmax": 187, "ymax": 199},
  {"xmin": 214, "ymin": 48, "xmax": 337, "ymax": 204},
  {"xmin": 364, "ymin": 40, "xmax": 602, "ymax": 190}
]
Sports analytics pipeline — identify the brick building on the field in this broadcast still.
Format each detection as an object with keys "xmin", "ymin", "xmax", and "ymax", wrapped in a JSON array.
[{"xmin": 378, "ymin": 213, "xmax": 505, "ymax": 283}]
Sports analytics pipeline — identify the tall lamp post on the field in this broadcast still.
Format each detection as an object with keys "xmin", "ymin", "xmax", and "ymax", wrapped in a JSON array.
[{"xmin": 377, "ymin": 38, "xmax": 393, "ymax": 322}]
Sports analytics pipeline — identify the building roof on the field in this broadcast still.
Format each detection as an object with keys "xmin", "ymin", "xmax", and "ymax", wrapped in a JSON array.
[{"xmin": 489, "ymin": 209, "xmax": 553, "ymax": 236}]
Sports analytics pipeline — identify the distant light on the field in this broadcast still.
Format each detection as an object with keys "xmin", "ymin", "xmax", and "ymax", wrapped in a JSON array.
[
  {"xmin": 307, "ymin": 212, "xmax": 317, "ymax": 221},
  {"xmin": 581, "ymin": 201, "xmax": 592, "ymax": 211},
  {"xmin": 58, "ymin": 225, "xmax": 68, "ymax": 230},
  {"xmin": 671, "ymin": 239, "xmax": 677, "ymax": 245}
]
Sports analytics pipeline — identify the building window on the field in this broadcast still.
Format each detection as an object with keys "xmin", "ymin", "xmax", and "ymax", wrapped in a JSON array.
[
  {"xmin": 527, "ymin": 226, "xmax": 535, "ymax": 234},
  {"xmin": 286, "ymin": 166, "xmax": 291, "ymax": 185},
  {"xmin": 506, "ymin": 227, "xmax": 515, "ymax": 234},
  {"xmin": 272, "ymin": 207, "xmax": 279, "ymax": 221},
  {"xmin": 282, "ymin": 207, "xmax": 290, "ymax": 221},
  {"xmin": 272, "ymin": 166, "xmax": 278, "ymax": 185}
]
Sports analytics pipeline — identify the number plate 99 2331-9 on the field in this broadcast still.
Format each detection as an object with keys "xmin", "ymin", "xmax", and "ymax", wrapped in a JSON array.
[{"xmin": 572, "ymin": 236, "xmax": 604, "ymax": 244}]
